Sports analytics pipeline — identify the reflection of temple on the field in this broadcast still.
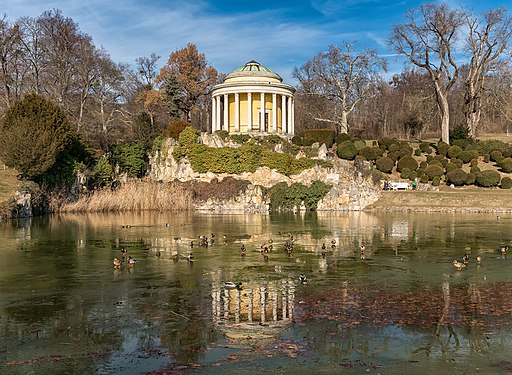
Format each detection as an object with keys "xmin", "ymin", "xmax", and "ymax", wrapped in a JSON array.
[{"xmin": 211, "ymin": 279, "xmax": 295, "ymax": 325}]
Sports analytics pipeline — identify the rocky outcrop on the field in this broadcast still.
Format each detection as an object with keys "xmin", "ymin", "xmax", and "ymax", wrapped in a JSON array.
[
  {"xmin": 14, "ymin": 189, "xmax": 32, "ymax": 218},
  {"xmin": 148, "ymin": 136, "xmax": 381, "ymax": 212}
]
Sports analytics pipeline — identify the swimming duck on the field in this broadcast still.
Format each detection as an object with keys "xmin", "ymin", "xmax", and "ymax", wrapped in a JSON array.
[
  {"xmin": 187, "ymin": 253, "xmax": 194, "ymax": 261},
  {"xmin": 463, "ymin": 253, "xmax": 470, "ymax": 264},
  {"xmin": 453, "ymin": 260, "xmax": 466, "ymax": 270},
  {"xmin": 127, "ymin": 256, "xmax": 138, "ymax": 266},
  {"xmin": 360, "ymin": 245, "xmax": 366, "ymax": 253},
  {"xmin": 500, "ymin": 245, "xmax": 508, "ymax": 255},
  {"xmin": 298, "ymin": 274, "xmax": 310, "ymax": 285},
  {"xmin": 113, "ymin": 257, "xmax": 123, "ymax": 269},
  {"xmin": 121, "ymin": 247, "xmax": 127, "ymax": 258},
  {"xmin": 172, "ymin": 253, "xmax": 179, "ymax": 262},
  {"xmin": 476, "ymin": 255, "xmax": 482, "ymax": 265},
  {"xmin": 224, "ymin": 281, "xmax": 242, "ymax": 290},
  {"xmin": 240, "ymin": 244, "xmax": 246, "ymax": 256}
]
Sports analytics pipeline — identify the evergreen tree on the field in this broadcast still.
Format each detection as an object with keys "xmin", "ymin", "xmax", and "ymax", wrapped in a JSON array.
[
  {"xmin": 163, "ymin": 74, "xmax": 182, "ymax": 119},
  {"xmin": 0, "ymin": 93, "xmax": 76, "ymax": 181}
]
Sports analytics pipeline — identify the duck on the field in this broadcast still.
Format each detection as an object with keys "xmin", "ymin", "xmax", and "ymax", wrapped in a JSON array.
[
  {"xmin": 172, "ymin": 253, "xmax": 179, "ymax": 262},
  {"xmin": 165, "ymin": 223, "xmax": 170, "ymax": 227},
  {"xmin": 187, "ymin": 253, "xmax": 194, "ymax": 262},
  {"xmin": 127, "ymin": 256, "xmax": 137, "ymax": 266},
  {"xmin": 298, "ymin": 274, "xmax": 310, "ymax": 285},
  {"xmin": 463, "ymin": 253, "xmax": 470, "ymax": 264},
  {"xmin": 240, "ymin": 244, "xmax": 246, "ymax": 256},
  {"xmin": 360, "ymin": 245, "xmax": 366, "ymax": 253},
  {"xmin": 224, "ymin": 281, "xmax": 242, "ymax": 290},
  {"xmin": 189, "ymin": 240, "xmax": 194, "ymax": 248},
  {"xmin": 121, "ymin": 247, "xmax": 127, "ymax": 258},
  {"xmin": 113, "ymin": 257, "xmax": 123, "ymax": 269},
  {"xmin": 453, "ymin": 260, "xmax": 466, "ymax": 270},
  {"xmin": 500, "ymin": 245, "xmax": 508, "ymax": 255},
  {"xmin": 476, "ymin": 255, "xmax": 482, "ymax": 265}
]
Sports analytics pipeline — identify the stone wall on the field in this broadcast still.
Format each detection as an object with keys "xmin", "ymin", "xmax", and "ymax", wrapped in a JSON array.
[{"xmin": 148, "ymin": 135, "xmax": 381, "ymax": 212}]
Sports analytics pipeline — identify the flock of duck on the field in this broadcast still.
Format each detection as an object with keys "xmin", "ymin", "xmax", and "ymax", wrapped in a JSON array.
[{"xmin": 452, "ymin": 245, "xmax": 508, "ymax": 270}]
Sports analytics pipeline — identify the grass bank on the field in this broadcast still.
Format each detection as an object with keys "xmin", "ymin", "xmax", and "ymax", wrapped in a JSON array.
[
  {"xmin": 60, "ymin": 181, "xmax": 193, "ymax": 212},
  {"xmin": 366, "ymin": 186, "xmax": 512, "ymax": 213}
]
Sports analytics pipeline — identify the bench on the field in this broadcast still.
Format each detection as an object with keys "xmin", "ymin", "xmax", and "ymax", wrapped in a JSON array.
[{"xmin": 389, "ymin": 182, "xmax": 410, "ymax": 190}]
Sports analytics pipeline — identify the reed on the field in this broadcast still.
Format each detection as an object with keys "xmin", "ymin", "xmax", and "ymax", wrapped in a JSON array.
[{"xmin": 61, "ymin": 180, "xmax": 193, "ymax": 212}]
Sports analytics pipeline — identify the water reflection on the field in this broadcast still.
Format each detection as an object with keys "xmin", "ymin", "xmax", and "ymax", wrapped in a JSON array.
[{"xmin": 1, "ymin": 211, "xmax": 512, "ymax": 374}]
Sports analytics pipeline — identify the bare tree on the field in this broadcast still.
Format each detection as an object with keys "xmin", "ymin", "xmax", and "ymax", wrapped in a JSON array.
[
  {"xmin": 135, "ymin": 52, "xmax": 160, "ymax": 90},
  {"xmin": 0, "ymin": 14, "xmax": 23, "ymax": 108},
  {"xmin": 293, "ymin": 42, "xmax": 387, "ymax": 134},
  {"xmin": 389, "ymin": 3, "xmax": 464, "ymax": 144},
  {"xmin": 463, "ymin": 7, "xmax": 512, "ymax": 137}
]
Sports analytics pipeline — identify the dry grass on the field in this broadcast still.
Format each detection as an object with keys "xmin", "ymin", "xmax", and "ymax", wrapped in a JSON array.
[
  {"xmin": 60, "ymin": 180, "xmax": 193, "ymax": 212},
  {"xmin": 0, "ymin": 164, "xmax": 20, "ymax": 203}
]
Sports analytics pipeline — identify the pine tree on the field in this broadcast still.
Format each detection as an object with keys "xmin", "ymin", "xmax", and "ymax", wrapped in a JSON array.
[{"xmin": 163, "ymin": 74, "xmax": 182, "ymax": 119}]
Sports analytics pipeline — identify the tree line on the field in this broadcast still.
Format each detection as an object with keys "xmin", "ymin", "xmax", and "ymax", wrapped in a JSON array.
[{"xmin": 0, "ymin": 3, "xmax": 511, "ymax": 191}]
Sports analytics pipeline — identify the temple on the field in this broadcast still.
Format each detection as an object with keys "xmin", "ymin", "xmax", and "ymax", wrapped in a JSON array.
[{"xmin": 211, "ymin": 60, "xmax": 295, "ymax": 135}]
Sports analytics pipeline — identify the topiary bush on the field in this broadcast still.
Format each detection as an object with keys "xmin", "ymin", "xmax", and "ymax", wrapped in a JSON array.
[
  {"xmin": 179, "ymin": 126, "xmax": 199, "ymax": 146},
  {"xmin": 387, "ymin": 151, "xmax": 399, "ymax": 162},
  {"xmin": 401, "ymin": 168, "xmax": 411, "ymax": 179},
  {"xmin": 230, "ymin": 133, "xmax": 251, "ymax": 144},
  {"xmin": 445, "ymin": 162, "xmax": 458, "ymax": 173},
  {"xmin": 446, "ymin": 169, "xmax": 468, "ymax": 186},
  {"xmin": 337, "ymin": 140, "xmax": 358, "ymax": 160},
  {"xmin": 465, "ymin": 173, "xmax": 476, "ymax": 185},
  {"xmin": 353, "ymin": 139, "xmax": 367, "ymax": 150},
  {"xmin": 447, "ymin": 145, "xmax": 462, "ymax": 159},
  {"xmin": 476, "ymin": 170, "xmax": 501, "ymax": 187},
  {"xmin": 388, "ymin": 143, "xmax": 400, "ymax": 153},
  {"xmin": 420, "ymin": 174, "xmax": 429, "ymax": 183},
  {"xmin": 490, "ymin": 150, "xmax": 503, "ymax": 163},
  {"xmin": 432, "ymin": 176, "xmax": 441, "ymax": 186},
  {"xmin": 458, "ymin": 150, "xmax": 475, "ymax": 164},
  {"xmin": 501, "ymin": 177, "xmax": 512, "ymax": 189},
  {"xmin": 414, "ymin": 148, "xmax": 422, "ymax": 156},
  {"xmin": 396, "ymin": 155, "xmax": 418, "ymax": 172},
  {"xmin": 375, "ymin": 156, "xmax": 395, "ymax": 173},
  {"xmin": 425, "ymin": 164, "xmax": 445, "ymax": 180},
  {"xmin": 436, "ymin": 141, "xmax": 450, "ymax": 157},
  {"xmin": 451, "ymin": 158, "xmax": 464, "ymax": 168},
  {"xmin": 409, "ymin": 171, "xmax": 418, "ymax": 181},
  {"xmin": 419, "ymin": 142, "xmax": 433, "ymax": 154},
  {"xmin": 358, "ymin": 146, "xmax": 378, "ymax": 161},
  {"xmin": 499, "ymin": 157, "xmax": 512, "ymax": 173},
  {"xmin": 470, "ymin": 159, "xmax": 479, "ymax": 167},
  {"xmin": 303, "ymin": 129, "xmax": 335, "ymax": 148},
  {"xmin": 483, "ymin": 154, "xmax": 490, "ymax": 163},
  {"xmin": 336, "ymin": 133, "xmax": 352, "ymax": 144},
  {"xmin": 378, "ymin": 137, "xmax": 400, "ymax": 149},
  {"xmin": 398, "ymin": 146, "xmax": 413, "ymax": 158}
]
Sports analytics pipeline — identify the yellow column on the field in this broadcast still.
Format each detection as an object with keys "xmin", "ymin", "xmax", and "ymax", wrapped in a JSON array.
[
  {"xmin": 216, "ymin": 95, "xmax": 221, "ymax": 132},
  {"xmin": 281, "ymin": 95, "xmax": 287, "ymax": 134},
  {"xmin": 223, "ymin": 94, "xmax": 229, "ymax": 131},
  {"xmin": 211, "ymin": 96, "xmax": 216, "ymax": 132},
  {"xmin": 287, "ymin": 96, "xmax": 292, "ymax": 135},
  {"xmin": 272, "ymin": 93, "xmax": 277, "ymax": 133},
  {"xmin": 235, "ymin": 93, "xmax": 240, "ymax": 132},
  {"xmin": 260, "ymin": 92, "xmax": 265, "ymax": 132},
  {"xmin": 247, "ymin": 92, "xmax": 252, "ymax": 131}
]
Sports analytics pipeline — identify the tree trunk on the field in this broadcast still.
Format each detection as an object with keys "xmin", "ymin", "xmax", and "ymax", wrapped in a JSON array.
[
  {"xmin": 339, "ymin": 110, "xmax": 349, "ymax": 134},
  {"xmin": 440, "ymin": 95, "xmax": 450, "ymax": 144}
]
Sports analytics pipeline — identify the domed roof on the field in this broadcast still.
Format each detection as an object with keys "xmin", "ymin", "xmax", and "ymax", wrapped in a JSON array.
[{"xmin": 224, "ymin": 60, "xmax": 283, "ymax": 82}]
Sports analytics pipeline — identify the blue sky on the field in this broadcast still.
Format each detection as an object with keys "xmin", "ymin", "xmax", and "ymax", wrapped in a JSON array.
[{"xmin": 3, "ymin": 0, "xmax": 509, "ymax": 84}]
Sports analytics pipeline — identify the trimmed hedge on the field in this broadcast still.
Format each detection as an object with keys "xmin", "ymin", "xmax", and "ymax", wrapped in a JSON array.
[
  {"xmin": 424, "ymin": 164, "xmax": 445, "ymax": 180},
  {"xmin": 466, "ymin": 173, "xmax": 476, "ymax": 185},
  {"xmin": 396, "ymin": 155, "xmax": 418, "ymax": 172},
  {"xmin": 476, "ymin": 170, "xmax": 501, "ymax": 187},
  {"xmin": 359, "ymin": 146, "xmax": 378, "ymax": 161},
  {"xmin": 446, "ymin": 169, "xmax": 468, "ymax": 186},
  {"xmin": 499, "ymin": 157, "xmax": 512, "ymax": 173},
  {"xmin": 303, "ymin": 129, "xmax": 335, "ymax": 148},
  {"xmin": 375, "ymin": 156, "xmax": 395, "ymax": 173},
  {"xmin": 501, "ymin": 177, "xmax": 512, "ymax": 189},
  {"xmin": 337, "ymin": 140, "xmax": 358, "ymax": 160}
]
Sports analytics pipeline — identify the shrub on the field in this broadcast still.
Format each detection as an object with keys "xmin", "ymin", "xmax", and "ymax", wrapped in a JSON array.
[
  {"xmin": 432, "ymin": 176, "xmax": 441, "ymax": 186},
  {"xmin": 375, "ymin": 156, "xmax": 395, "ymax": 173},
  {"xmin": 353, "ymin": 139, "xmax": 367, "ymax": 150},
  {"xmin": 420, "ymin": 174, "xmax": 429, "ymax": 183},
  {"xmin": 89, "ymin": 156, "xmax": 113, "ymax": 189},
  {"xmin": 470, "ymin": 166, "xmax": 481, "ymax": 174},
  {"xmin": 337, "ymin": 140, "xmax": 358, "ymax": 160},
  {"xmin": 398, "ymin": 146, "xmax": 413, "ymax": 158},
  {"xmin": 292, "ymin": 135, "xmax": 303, "ymax": 145},
  {"xmin": 446, "ymin": 169, "xmax": 467, "ymax": 186},
  {"xmin": 409, "ymin": 171, "xmax": 418, "ymax": 181},
  {"xmin": 303, "ymin": 129, "xmax": 335, "ymax": 148},
  {"xmin": 372, "ymin": 147, "xmax": 384, "ymax": 157},
  {"xmin": 426, "ymin": 155, "xmax": 433, "ymax": 163},
  {"xmin": 419, "ymin": 142, "xmax": 432, "ymax": 153},
  {"xmin": 476, "ymin": 170, "xmax": 501, "ymax": 187},
  {"xmin": 214, "ymin": 130, "xmax": 229, "ymax": 140},
  {"xmin": 447, "ymin": 145, "xmax": 462, "ymax": 159},
  {"xmin": 230, "ymin": 133, "xmax": 251, "ymax": 144},
  {"xmin": 465, "ymin": 173, "xmax": 476, "ymax": 185},
  {"xmin": 267, "ymin": 181, "xmax": 331, "ymax": 211},
  {"xmin": 111, "ymin": 142, "xmax": 147, "ymax": 177},
  {"xmin": 445, "ymin": 162, "xmax": 458, "ymax": 173},
  {"xmin": 397, "ymin": 155, "xmax": 418, "ymax": 172},
  {"xmin": 450, "ymin": 124, "xmax": 473, "ymax": 142},
  {"xmin": 451, "ymin": 158, "xmax": 464, "ymax": 168},
  {"xmin": 161, "ymin": 118, "xmax": 189, "ymax": 140},
  {"xmin": 501, "ymin": 177, "xmax": 512, "ymax": 189},
  {"xmin": 420, "ymin": 161, "xmax": 428, "ymax": 169},
  {"xmin": 179, "ymin": 126, "xmax": 199, "ymax": 146},
  {"xmin": 458, "ymin": 150, "xmax": 475, "ymax": 164},
  {"xmin": 414, "ymin": 148, "xmax": 422, "ymax": 156},
  {"xmin": 388, "ymin": 143, "xmax": 400, "ymax": 153},
  {"xmin": 436, "ymin": 141, "xmax": 450, "ymax": 157},
  {"xmin": 425, "ymin": 164, "xmax": 445, "ymax": 180},
  {"xmin": 440, "ymin": 158, "xmax": 449, "ymax": 167},
  {"xmin": 428, "ymin": 159, "xmax": 443, "ymax": 167},
  {"xmin": 499, "ymin": 157, "xmax": 512, "ymax": 173},
  {"xmin": 378, "ymin": 137, "xmax": 399, "ymax": 149},
  {"xmin": 470, "ymin": 159, "xmax": 479, "ymax": 167},
  {"xmin": 387, "ymin": 151, "xmax": 399, "ymax": 162},
  {"xmin": 358, "ymin": 146, "xmax": 377, "ymax": 161},
  {"xmin": 483, "ymin": 154, "xmax": 490, "ymax": 163},
  {"xmin": 490, "ymin": 150, "xmax": 503, "ymax": 163},
  {"xmin": 336, "ymin": 133, "xmax": 352, "ymax": 144},
  {"xmin": 401, "ymin": 168, "xmax": 411, "ymax": 179}
]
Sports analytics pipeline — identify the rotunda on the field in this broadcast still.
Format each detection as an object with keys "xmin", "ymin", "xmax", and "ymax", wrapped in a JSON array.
[{"xmin": 211, "ymin": 60, "xmax": 295, "ymax": 135}]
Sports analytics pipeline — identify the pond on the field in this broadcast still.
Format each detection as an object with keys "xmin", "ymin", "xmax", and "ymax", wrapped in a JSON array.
[{"xmin": 1, "ymin": 210, "xmax": 512, "ymax": 374}]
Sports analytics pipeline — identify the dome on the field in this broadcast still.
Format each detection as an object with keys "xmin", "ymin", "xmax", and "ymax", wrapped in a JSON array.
[{"xmin": 224, "ymin": 60, "xmax": 283, "ymax": 83}]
